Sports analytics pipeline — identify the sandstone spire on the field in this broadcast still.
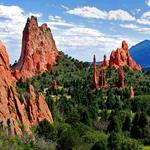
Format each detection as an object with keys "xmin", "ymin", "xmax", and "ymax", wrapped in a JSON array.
[
  {"xmin": 101, "ymin": 55, "xmax": 109, "ymax": 68},
  {"xmin": 117, "ymin": 67, "xmax": 125, "ymax": 88},
  {"xmin": 12, "ymin": 16, "xmax": 59, "ymax": 80},
  {"xmin": 99, "ymin": 70, "xmax": 105, "ymax": 88},
  {"xmin": 92, "ymin": 55, "xmax": 98, "ymax": 88}
]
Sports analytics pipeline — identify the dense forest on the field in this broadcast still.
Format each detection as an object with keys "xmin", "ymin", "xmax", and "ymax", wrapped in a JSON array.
[{"xmin": 2, "ymin": 52, "xmax": 150, "ymax": 150}]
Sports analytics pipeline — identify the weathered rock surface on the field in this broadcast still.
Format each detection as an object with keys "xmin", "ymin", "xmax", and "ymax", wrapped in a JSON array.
[
  {"xmin": 27, "ymin": 85, "xmax": 53, "ymax": 125},
  {"xmin": 12, "ymin": 16, "xmax": 59, "ymax": 80},
  {"xmin": 0, "ymin": 41, "xmax": 26, "ymax": 135},
  {"xmin": 117, "ymin": 67, "xmax": 125, "ymax": 88},
  {"xmin": 101, "ymin": 55, "xmax": 109, "ymax": 68},
  {"xmin": 109, "ymin": 41, "xmax": 141, "ymax": 71},
  {"xmin": 92, "ymin": 55, "xmax": 106, "ymax": 89},
  {"xmin": 98, "ymin": 70, "xmax": 105, "ymax": 88},
  {"xmin": 0, "ymin": 41, "xmax": 53, "ymax": 135},
  {"xmin": 92, "ymin": 55, "xmax": 98, "ymax": 89}
]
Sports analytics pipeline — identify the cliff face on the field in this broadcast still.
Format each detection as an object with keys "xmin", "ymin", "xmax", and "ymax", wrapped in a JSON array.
[
  {"xmin": 12, "ymin": 16, "xmax": 59, "ymax": 80},
  {"xmin": 0, "ymin": 41, "xmax": 53, "ymax": 135}
]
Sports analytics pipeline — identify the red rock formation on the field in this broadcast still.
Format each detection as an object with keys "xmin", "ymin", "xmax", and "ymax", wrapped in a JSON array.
[
  {"xmin": 101, "ymin": 55, "xmax": 109, "ymax": 68},
  {"xmin": 99, "ymin": 70, "xmax": 105, "ymax": 88},
  {"xmin": 27, "ymin": 85, "xmax": 53, "ymax": 125},
  {"xmin": 92, "ymin": 55, "xmax": 106, "ymax": 89},
  {"xmin": 109, "ymin": 41, "xmax": 141, "ymax": 71},
  {"xmin": 117, "ymin": 67, "xmax": 125, "ymax": 88},
  {"xmin": 12, "ymin": 16, "xmax": 59, "ymax": 80},
  {"xmin": 0, "ymin": 41, "xmax": 53, "ymax": 135},
  {"xmin": 0, "ymin": 41, "xmax": 29, "ymax": 135},
  {"xmin": 92, "ymin": 55, "xmax": 98, "ymax": 89},
  {"xmin": 130, "ymin": 86, "xmax": 134, "ymax": 98}
]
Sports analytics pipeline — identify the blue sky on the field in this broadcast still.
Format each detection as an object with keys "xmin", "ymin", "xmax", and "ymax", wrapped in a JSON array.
[{"xmin": 0, "ymin": 0, "xmax": 150, "ymax": 63}]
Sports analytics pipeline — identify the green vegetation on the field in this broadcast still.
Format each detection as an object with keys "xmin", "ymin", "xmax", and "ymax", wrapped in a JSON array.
[{"xmin": 12, "ymin": 52, "xmax": 150, "ymax": 149}]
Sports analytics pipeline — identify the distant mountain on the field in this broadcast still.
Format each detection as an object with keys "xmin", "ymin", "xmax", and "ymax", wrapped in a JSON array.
[{"xmin": 130, "ymin": 40, "xmax": 150, "ymax": 69}]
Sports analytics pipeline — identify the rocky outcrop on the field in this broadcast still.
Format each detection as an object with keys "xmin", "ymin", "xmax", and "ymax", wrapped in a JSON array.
[
  {"xmin": 109, "ymin": 41, "xmax": 141, "ymax": 71},
  {"xmin": 92, "ymin": 55, "xmax": 106, "ymax": 89},
  {"xmin": 27, "ymin": 85, "xmax": 53, "ymax": 125},
  {"xmin": 101, "ymin": 55, "xmax": 109, "ymax": 69},
  {"xmin": 0, "ymin": 41, "xmax": 53, "ymax": 135},
  {"xmin": 117, "ymin": 67, "xmax": 124, "ymax": 88},
  {"xmin": 0, "ymin": 41, "xmax": 26, "ymax": 135},
  {"xmin": 99, "ymin": 70, "xmax": 105, "ymax": 88},
  {"xmin": 92, "ymin": 55, "xmax": 98, "ymax": 89},
  {"xmin": 12, "ymin": 16, "xmax": 59, "ymax": 80},
  {"xmin": 130, "ymin": 86, "xmax": 134, "ymax": 98}
]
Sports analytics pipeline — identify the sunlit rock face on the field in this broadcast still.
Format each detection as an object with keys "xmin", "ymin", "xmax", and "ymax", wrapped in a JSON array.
[
  {"xmin": 109, "ymin": 41, "xmax": 141, "ymax": 71},
  {"xmin": 12, "ymin": 16, "xmax": 59, "ymax": 81},
  {"xmin": 117, "ymin": 67, "xmax": 125, "ymax": 88},
  {"xmin": 0, "ymin": 40, "xmax": 53, "ymax": 135}
]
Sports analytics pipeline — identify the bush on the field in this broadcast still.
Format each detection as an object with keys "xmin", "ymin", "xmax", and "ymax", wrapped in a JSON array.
[{"xmin": 36, "ymin": 120, "xmax": 57, "ymax": 141}]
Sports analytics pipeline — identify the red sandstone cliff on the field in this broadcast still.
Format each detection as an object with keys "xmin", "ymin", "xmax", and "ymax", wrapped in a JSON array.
[
  {"xmin": 12, "ymin": 16, "xmax": 59, "ymax": 80},
  {"xmin": 0, "ymin": 41, "xmax": 53, "ymax": 135}
]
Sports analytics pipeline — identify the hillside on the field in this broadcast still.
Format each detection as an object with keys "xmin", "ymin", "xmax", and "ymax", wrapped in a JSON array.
[
  {"xmin": 12, "ymin": 52, "xmax": 150, "ymax": 150},
  {"xmin": 130, "ymin": 40, "xmax": 150, "ymax": 69}
]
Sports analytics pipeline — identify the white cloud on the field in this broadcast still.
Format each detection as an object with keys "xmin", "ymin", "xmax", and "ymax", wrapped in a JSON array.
[
  {"xmin": 61, "ymin": 5, "xmax": 69, "ymax": 10},
  {"xmin": 67, "ymin": 6, "xmax": 107, "ymax": 19},
  {"xmin": 108, "ymin": 9, "xmax": 135, "ymax": 21},
  {"xmin": 141, "ymin": 11, "xmax": 150, "ymax": 18},
  {"xmin": 0, "ymin": 4, "xmax": 42, "ymax": 64},
  {"xmin": 137, "ymin": 18, "xmax": 150, "ymax": 25},
  {"xmin": 145, "ymin": 0, "xmax": 150, "ymax": 7},
  {"xmin": 120, "ymin": 24, "xmax": 150, "ymax": 34},
  {"xmin": 48, "ymin": 15, "xmax": 77, "ymax": 28},
  {"xmin": 137, "ymin": 11, "xmax": 150, "ymax": 25},
  {"xmin": 136, "ymin": 8, "xmax": 141, "ymax": 13},
  {"xmin": 67, "ymin": 6, "xmax": 135, "ymax": 21}
]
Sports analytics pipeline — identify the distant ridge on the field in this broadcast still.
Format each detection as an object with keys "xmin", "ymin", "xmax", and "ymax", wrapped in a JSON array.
[{"xmin": 130, "ymin": 40, "xmax": 150, "ymax": 70}]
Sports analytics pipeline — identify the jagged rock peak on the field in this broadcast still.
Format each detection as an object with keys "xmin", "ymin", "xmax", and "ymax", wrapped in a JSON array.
[
  {"xmin": 12, "ymin": 16, "xmax": 59, "ymax": 81},
  {"xmin": 109, "ymin": 41, "xmax": 141, "ymax": 71},
  {"xmin": 101, "ymin": 55, "xmax": 109, "ymax": 68},
  {"xmin": 122, "ymin": 40, "xmax": 128, "ymax": 51}
]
